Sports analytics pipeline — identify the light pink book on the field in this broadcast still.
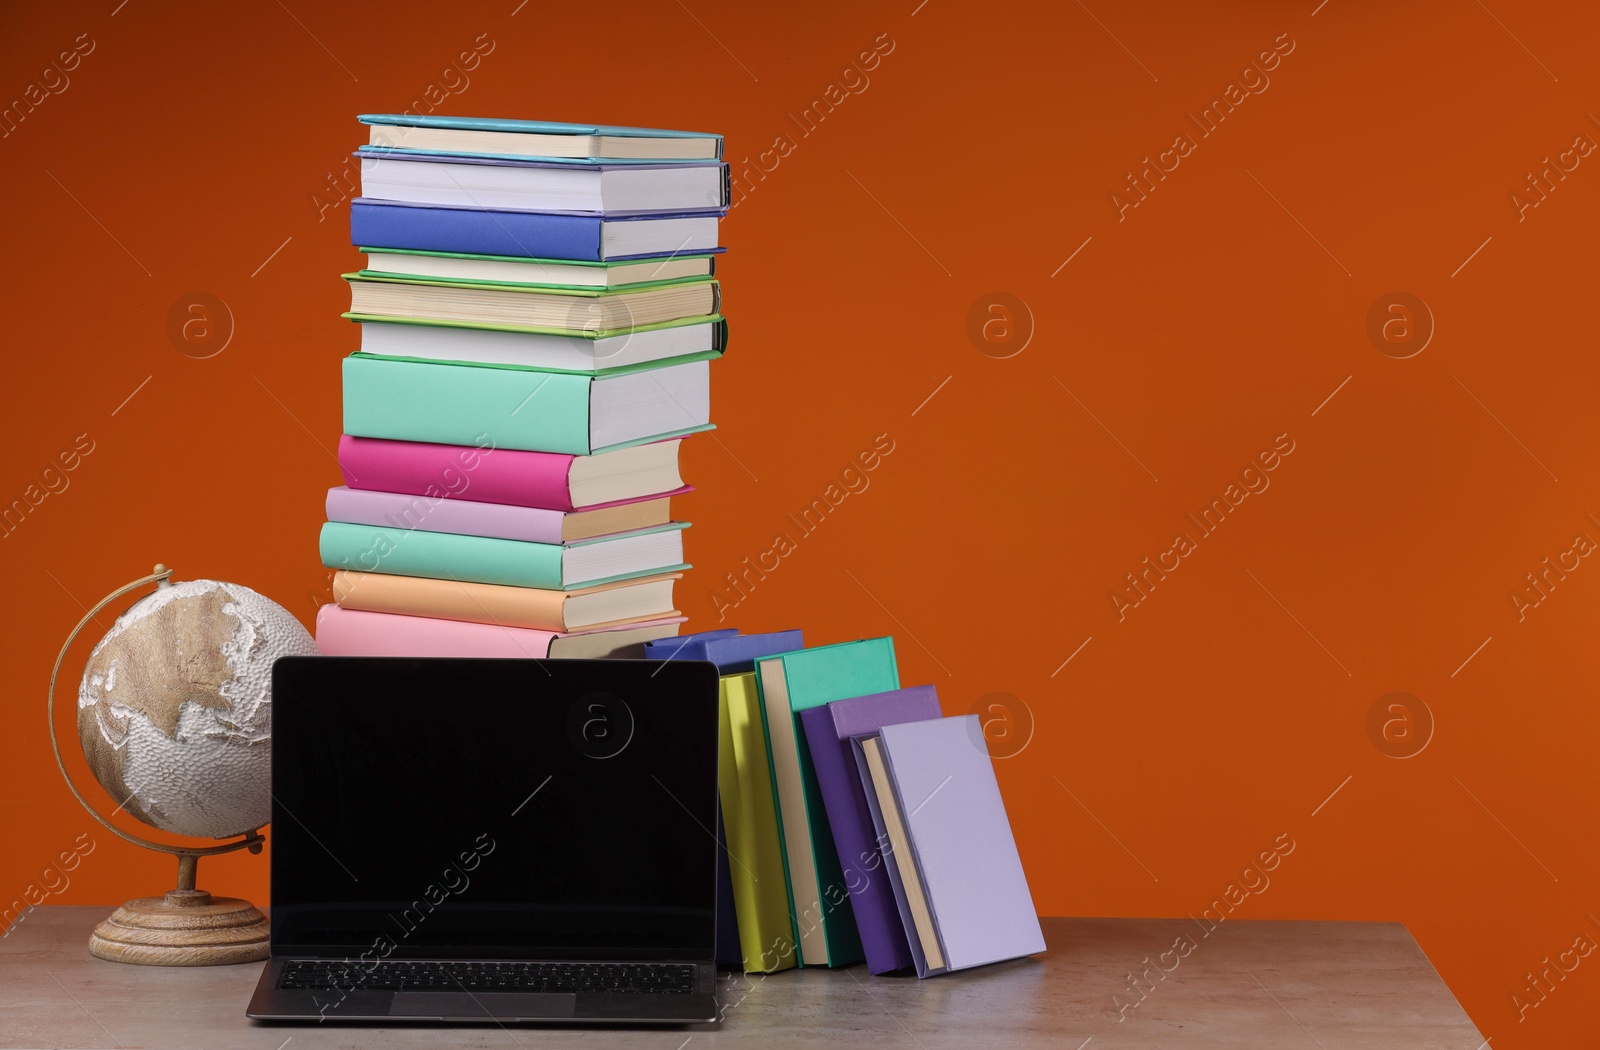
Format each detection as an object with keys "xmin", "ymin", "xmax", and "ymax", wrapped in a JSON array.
[
  {"xmin": 315, "ymin": 604, "xmax": 685, "ymax": 659},
  {"xmin": 338, "ymin": 434, "xmax": 690, "ymax": 511},
  {"xmin": 324, "ymin": 486, "xmax": 677, "ymax": 545}
]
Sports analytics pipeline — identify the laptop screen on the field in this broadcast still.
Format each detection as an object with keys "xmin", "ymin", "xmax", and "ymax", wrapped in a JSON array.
[{"xmin": 268, "ymin": 656, "xmax": 720, "ymax": 962}]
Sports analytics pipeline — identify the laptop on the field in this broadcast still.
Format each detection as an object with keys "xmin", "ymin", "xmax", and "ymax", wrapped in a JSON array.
[{"xmin": 247, "ymin": 656, "xmax": 722, "ymax": 1024}]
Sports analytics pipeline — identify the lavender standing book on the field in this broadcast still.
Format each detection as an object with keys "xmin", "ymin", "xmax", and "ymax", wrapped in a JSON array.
[
  {"xmin": 799, "ymin": 686, "xmax": 943, "ymax": 974},
  {"xmin": 852, "ymin": 715, "xmax": 1045, "ymax": 978}
]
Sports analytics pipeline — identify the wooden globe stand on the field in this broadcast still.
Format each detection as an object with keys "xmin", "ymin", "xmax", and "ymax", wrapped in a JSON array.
[{"xmin": 47, "ymin": 564, "xmax": 270, "ymax": 966}]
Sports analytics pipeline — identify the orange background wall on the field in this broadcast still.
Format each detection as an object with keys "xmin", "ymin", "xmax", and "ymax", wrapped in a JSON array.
[{"xmin": 3, "ymin": 1, "xmax": 1598, "ymax": 1044}]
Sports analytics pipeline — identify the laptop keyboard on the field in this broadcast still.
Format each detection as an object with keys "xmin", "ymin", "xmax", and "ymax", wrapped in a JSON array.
[{"xmin": 278, "ymin": 959, "xmax": 697, "ymax": 995}]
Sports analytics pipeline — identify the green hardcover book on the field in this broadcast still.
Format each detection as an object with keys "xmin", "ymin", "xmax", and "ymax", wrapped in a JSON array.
[
  {"xmin": 341, "ymin": 352, "xmax": 714, "ymax": 456},
  {"xmin": 358, "ymin": 247, "xmax": 717, "ymax": 290},
  {"xmin": 317, "ymin": 521, "xmax": 688, "ymax": 590},
  {"xmin": 344, "ymin": 272, "xmax": 720, "ymax": 332},
  {"xmin": 756, "ymin": 638, "xmax": 899, "ymax": 967}
]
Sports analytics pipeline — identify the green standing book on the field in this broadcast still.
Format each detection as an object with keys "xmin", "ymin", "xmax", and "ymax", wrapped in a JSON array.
[{"xmin": 756, "ymin": 637, "xmax": 899, "ymax": 967}]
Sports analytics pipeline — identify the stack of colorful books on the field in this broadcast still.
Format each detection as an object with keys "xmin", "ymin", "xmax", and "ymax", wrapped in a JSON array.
[{"xmin": 315, "ymin": 115, "xmax": 728, "ymax": 659}]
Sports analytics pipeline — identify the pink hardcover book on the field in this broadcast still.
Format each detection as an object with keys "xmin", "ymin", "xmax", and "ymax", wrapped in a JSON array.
[
  {"xmin": 338, "ymin": 434, "xmax": 689, "ymax": 512},
  {"xmin": 315, "ymin": 604, "xmax": 686, "ymax": 658}
]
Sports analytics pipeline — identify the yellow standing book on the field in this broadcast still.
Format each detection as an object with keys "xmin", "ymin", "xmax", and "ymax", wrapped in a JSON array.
[{"xmin": 721, "ymin": 672, "xmax": 799, "ymax": 972}]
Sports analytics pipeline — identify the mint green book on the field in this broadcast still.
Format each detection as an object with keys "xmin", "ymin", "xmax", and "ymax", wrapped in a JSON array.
[
  {"xmin": 341, "ymin": 353, "xmax": 714, "ymax": 456},
  {"xmin": 756, "ymin": 638, "xmax": 899, "ymax": 967},
  {"xmin": 318, "ymin": 521, "xmax": 688, "ymax": 590}
]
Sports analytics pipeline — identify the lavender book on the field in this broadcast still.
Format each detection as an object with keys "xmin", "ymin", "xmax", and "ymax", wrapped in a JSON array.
[{"xmin": 851, "ymin": 714, "xmax": 1046, "ymax": 977}]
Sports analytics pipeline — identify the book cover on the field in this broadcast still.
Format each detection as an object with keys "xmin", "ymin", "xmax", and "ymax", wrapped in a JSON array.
[
  {"xmin": 341, "ymin": 353, "xmax": 712, "ymax": 456},
  {"xmin": 720, "ymin": 672, "xmax": 799, "ymax": 973},
  {"xmin": 756, "ymin": 637, "xmax": 898, "ymax": 967},
  {"xmin": 318, "ymin": 521, "xmax": 687, "ymax": 590},
  {"xmin": 798, "ymin": 686, "xmax": 944, "ymax": 973},
  {"xmin": 859, "ymin": 716, "xmax": 1046, "ymax": 977},
  {"xmin": 337, "ymin": 435, "xmax": 689, "ymax": 513}
]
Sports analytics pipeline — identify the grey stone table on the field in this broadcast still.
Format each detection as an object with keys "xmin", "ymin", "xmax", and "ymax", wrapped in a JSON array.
[{"xmin": 0, "ymin": 908, "xmax": 1487, "ymax": 1048}]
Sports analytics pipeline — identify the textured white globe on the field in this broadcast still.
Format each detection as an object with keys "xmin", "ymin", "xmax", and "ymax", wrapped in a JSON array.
[{"xmin": 76, "ymin": 579, "xmax": 317, "ymax": 839}]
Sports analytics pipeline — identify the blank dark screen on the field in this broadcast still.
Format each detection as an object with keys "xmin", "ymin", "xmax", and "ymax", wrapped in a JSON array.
[{"xmin": 269, "ymin": 657, "xmax": 720, "ymax": 960}]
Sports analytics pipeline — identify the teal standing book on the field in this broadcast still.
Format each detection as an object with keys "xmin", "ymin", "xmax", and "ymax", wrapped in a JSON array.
[
  {"xmin": 341, "ymin": 353, "xmax": 713, "ymax": 456},
  {"xmin": 755, "ymin": 637, "xmax": 899, "ymax": 968},
  {"xmin": 318, "ymin": 521, "xmax": 688, "ymax": 590}
]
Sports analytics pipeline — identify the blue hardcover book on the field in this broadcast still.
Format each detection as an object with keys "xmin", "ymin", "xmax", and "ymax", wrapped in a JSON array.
[
  {"xmin": 642, "ymin": 629, "xmax": 740, "ymax": 662},
  {"xmin": 697, "ymin": 631, "xmax": 807, "ymax": 675},
  {"xmin": 350, "ymin": 199, "xmax": 725, "ymax": 261}
]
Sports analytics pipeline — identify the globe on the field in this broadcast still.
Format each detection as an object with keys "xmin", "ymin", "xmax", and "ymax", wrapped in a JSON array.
[{"xmin": 76, "ymin": 578, "xmax": 317, "ymax": 839}]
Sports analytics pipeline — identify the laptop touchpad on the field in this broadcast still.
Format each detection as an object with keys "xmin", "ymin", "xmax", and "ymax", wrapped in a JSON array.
[{"xmin": 389, "ymin": 991, "xmax": 577, "ymax": 1018}]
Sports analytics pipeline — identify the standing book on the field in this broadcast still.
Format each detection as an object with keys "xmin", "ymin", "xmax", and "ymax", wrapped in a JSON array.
[
  {"xmin": 642, "ymin": 629, "xmax": 803, "ymax": 972},
  {"xmin": 851, "ymin": 715, "xmax": 1046, "ymax": 978},
  {"xmin": 718, "ymin": 672, "xmax": 799, "ymax": 973},
  {"xmin": 755, "ymin": 637, "xmax": 899, "ymax": 967},
  {"xmin": 798, "ymin": 686, "xmax": 944, "ymax": 973}
]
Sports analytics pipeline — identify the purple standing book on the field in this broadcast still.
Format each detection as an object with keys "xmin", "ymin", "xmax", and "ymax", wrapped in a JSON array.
[{"xmin": 799, "ymin": 686, "xmax": 943, "ymax": 974}]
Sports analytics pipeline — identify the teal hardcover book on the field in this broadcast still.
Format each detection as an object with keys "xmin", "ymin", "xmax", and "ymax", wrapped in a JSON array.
[
  {"xmin": 318, "ymin": 521, "xmax": 688, "ymax": 590},
  {"xmin": 755, "ymin": 637, "xmax": 899, "ymax": 967},
  {"xmin": 341, "ymin": 353, "xmax": 713, "ymax": 456}
]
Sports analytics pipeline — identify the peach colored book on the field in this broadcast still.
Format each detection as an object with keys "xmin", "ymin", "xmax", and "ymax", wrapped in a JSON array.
[{"xmin": 332, "ymin": 570, "xmax": 681, "ymax": 632}]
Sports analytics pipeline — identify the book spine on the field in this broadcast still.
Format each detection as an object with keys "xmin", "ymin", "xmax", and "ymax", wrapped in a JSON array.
[
  {"xmin": 338, "ymin": 436, "xmax": 578, "ymax": 510},
  {"xmin": 342, "ymin": 354, "xmax": 597, "ymax": 455},
  {"xmin": 351, "ymin": 199, "xmax": 604, "ymax": 260},
  {"xmin": 319, "ymin": 521, "xmax": 569, "ymax": 589}
]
